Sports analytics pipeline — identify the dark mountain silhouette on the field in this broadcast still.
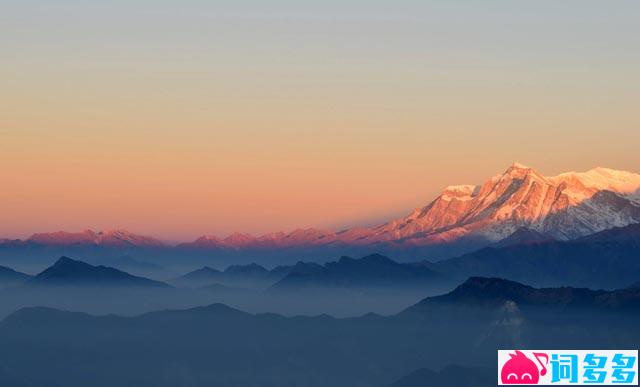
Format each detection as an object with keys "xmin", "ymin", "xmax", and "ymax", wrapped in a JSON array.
[
  {"xmin": 407, "ymin": 277, "xmax": 640, "ymax": 310},
  {"xmin": 174, "ymin": 266, "xmax": 221, "ymax": 285},
  {"xmin": 267, "ymin": 264, "xmax": 294, "ymax": 279},
  {"xmin": 387, "ymin": 365, "xmax": 494, "ymax": 387},
  {"xmin": 490, "ymin": 227, "xmax": 555, "ymax": 248},
  {"xmin": 432, "ymin": 223, "xmax": 640, "ymax": 289},
  {"xmin": 4, "ymin": 165, "xmax": 640, "ymax": 268},
  {"xmin": 576, "ymin": 222, "xmax": 640, "ymax": 245},
  {"xmin": 2, "ymin": 278, "xmax": 640, "ymax": 387},
  {"xmin": 29, "ymin": 257, "xmax": 170, "ymax": 288},
  {"xmin": 271, "ymin": 254, "xmax": 445, "ymax": 291},
  {"xmin": 172, "ymin": 262, "xmax": 287, "ymax": 289},
  {"xmin": 0, "ymin": 266, "xmax": 31, "ymax": 287},
  {"xmin": 224, "ymin": 262, "xmax": 269, "ymax": 277}
]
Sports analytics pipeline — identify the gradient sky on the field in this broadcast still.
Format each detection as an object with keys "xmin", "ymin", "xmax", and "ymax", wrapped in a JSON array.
[{"xmin": 2, "ymin": 1, "xmax": 639, "ymax": 241}]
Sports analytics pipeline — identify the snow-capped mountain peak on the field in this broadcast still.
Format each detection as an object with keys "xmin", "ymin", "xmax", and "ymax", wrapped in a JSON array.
[
  {"xmin": 12, "ymin": 164, "xmax": 640, "ymax": 253},
  {"xmin": 338, "ymin": 164, "xmax": 640, "ymax": 245},
  {"xmin": 27, "ymin": 229, "xmax": 165, "ymax": 248}
]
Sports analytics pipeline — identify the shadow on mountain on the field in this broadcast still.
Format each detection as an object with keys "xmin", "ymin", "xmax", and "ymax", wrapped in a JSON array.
[{"xmin": 432, "ymin": 223, "xmax": 640, "ymax": 289}]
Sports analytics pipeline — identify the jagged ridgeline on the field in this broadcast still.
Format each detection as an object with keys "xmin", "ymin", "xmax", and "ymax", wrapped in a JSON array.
[{"xmin": 2, "ymin": 164, "xmax": 640, "ymax": 267}]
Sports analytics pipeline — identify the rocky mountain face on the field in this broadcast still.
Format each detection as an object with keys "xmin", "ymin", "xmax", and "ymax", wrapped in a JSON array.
[
  {"xmin": 361, "ymin": 163, "xmax": 640, "ymax": 244},
  {"xmin": 181, "ymin": 163, "xmax": 640, "ymax": 249},
  {"xmin": 4, "ymin": 164, "xmax": 640, "ymax": 259}
]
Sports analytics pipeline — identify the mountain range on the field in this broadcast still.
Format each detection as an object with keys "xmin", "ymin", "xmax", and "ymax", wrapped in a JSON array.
[
  {"xmin": 1, "ymin": 277, "xmax": 639, "ymax": 387},
  {"xmin": 4, "ymin": 221, "xmax": 640, "ymax": 293},
  {"xmin": 408, "ymin": 276, "xmax": 640, "ymax": 310},
  {"xmin": 2, "ymin": 164, "xmax": 639, "ymax": 264},
  {"xmin": 0, "ymin": 266, "xmax": 31, "ymax": 288},
  {"xmin": 177, "ymin": 164, "xmax": 640, "ymax": 249},
  {"xmin": 270, "ymin": 254, "xmax": 445, "ymax": 292},
  {"xmin": 27, "ymin": 229, "xmax": 165, "ymax": 248},
  {"xmin": 29, "ymin": 257, "xmax": 169, "ymax": 288},
  {"xmin": 432, "ymin": 223, "xmax": 640, "ymax": 289},
  {"xmin": 172, "ymin": 262, "xmax": 285, "ymax": 289}
]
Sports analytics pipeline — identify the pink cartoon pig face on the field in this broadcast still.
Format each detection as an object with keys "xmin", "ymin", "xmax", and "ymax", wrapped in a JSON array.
[{"xmin": 501, "ymin": 351, "xmax": 544, "ymax": 384}]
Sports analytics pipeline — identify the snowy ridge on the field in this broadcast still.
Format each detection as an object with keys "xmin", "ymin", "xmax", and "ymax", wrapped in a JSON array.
[
  {"xmin": 27, "ymin": 229, "xmax": 166, "ymax": 248},
  {"xmin": 5, "ymin": 164, "xmax": 640, "ymax": 250},
  {"xmin": 181, "ymin": 163, "xmax": 640, "ymax": 248}
]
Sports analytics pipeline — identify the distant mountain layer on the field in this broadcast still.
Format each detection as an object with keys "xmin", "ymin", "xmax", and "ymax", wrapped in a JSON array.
[
  {"xmin": 4, "ymin": 222, "xmax": 640, "ymax": 292},
  {"xmin": 408, "ymin": 276, "xmax": 640, "ymax": 310},
  {"xmin": 1, "ymin": 277, "xmax": 639, "ymax": 387},
  {"xmin": 172, "ymin": 262, "xmax": 288, "ymax": 288},
  {"xmin": 29, "ymin": 257, "xmax": 169, "ymax": 288},
  {"xmin": 266, "ymin": 223, "xmax": 640, "ymax": 291},
  {"xmin": 271, "ymin": 254, "xmax": 444, "ymax": 291},
  {"xmin": 489, "ymin": 227, "xmax": 555, "ymax": 248},
  {"xmin": 2, "ymin": 164, "xmax": 640, "ymax": 263},
  {"xmin": 167, "ymin": 222, "xmax": 640, "ymax": 291},
  {"xmin": 431, "ymin": 223, "xmax": 640, "ymax": 289},
  {"xmin": 27, "ymin": 229, "xmax": 165, "ymax": 248},
  {"xmin": 0, "ymin": 266, "xmax": 31, "ymax": 287},
  {"xmin": 178, "ymin": 163, "xmax": 640, "ymax": 248}
]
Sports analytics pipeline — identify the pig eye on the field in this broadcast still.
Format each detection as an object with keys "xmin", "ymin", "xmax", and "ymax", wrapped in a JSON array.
[
  {"xmin": 507, "ymin": 373, "xmax": 518, "ymax": 380},
  {"xmin": 522, "ymin": 373, "xmax": 533, "ymax": 380}
]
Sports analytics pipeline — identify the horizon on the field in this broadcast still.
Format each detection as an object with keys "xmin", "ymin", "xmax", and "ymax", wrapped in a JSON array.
[
  {"xmin": 3, "ymin": 3, "xmax": 640, "ymax": 387},
  {"xmin": 3, "ymin": 0, "xmax": 640, "ymax": 241},
  {"xmin": 3, "ymin": 162, "xmax": 639, "ymax": 243}
]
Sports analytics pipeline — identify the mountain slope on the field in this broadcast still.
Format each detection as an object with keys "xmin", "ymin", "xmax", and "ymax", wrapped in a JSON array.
[
  {"xmin": 177, "ymin": 164, "xmax": 640, "ymax": 253},
  {"xmin": 172, "ymin": 263, "xmax": 285, "ymax": 289},
  {"xmin": 2, "ymin": 164, "xmax": 639, "ymax": 265},
  {"xmin": 356, "ymin": 164, "xmax": 640, "ymax": 245},
  {"xmin": 432, "ymin": 223, "xmax": 640, "ymax": 289},
  {"xmin": 0, "ymin": 266, "xmax": 32, "ymax": 287},
  {"xmin": 490, "ymin": 227, "xmax": 554, "ymax": 248},
  {"xmin": 410, "ymin": 277, "xmax": 640, "ymax": 309},
  {"xmin": 2, "ymin": 278, "xmax": 640, "ymax": 387},
  {"xmin": 271, "ymin": 254, "xmax": 445, "ymax": 291},
  {"xmin": 174, "ymin": 266, "xmax": 222, "ymax": 286},
  {"xmin": 29, "ymin": 257, "xmax": 169, "ymax": 287}
]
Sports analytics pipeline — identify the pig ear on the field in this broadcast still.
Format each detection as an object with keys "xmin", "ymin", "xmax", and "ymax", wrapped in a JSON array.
[
  {"xmin": 514, "ymin": 350, "xmax": 526, "ymax": 357},
  {"xmin": 510, "ymin": 352, "xmax": 518, "ymax": 359}
]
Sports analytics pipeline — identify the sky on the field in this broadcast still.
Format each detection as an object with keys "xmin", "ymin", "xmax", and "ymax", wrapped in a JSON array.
[{"xmin": 1, "ymin": 1, "xmax": 639, "ymax": 241}]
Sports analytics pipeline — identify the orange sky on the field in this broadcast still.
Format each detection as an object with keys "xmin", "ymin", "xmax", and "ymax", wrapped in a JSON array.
[{"xmin": 2, "ymin": 1, "xmax": 639, "ymax": 241}]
